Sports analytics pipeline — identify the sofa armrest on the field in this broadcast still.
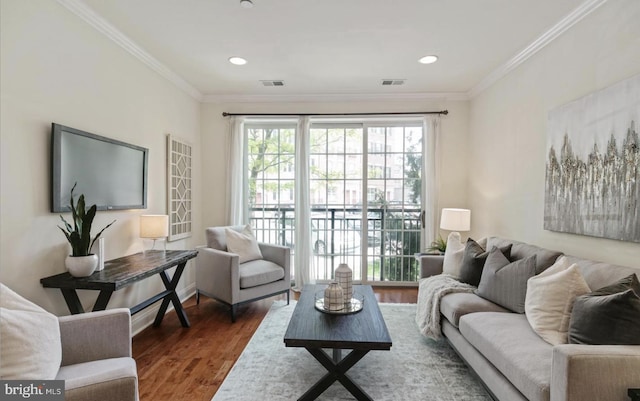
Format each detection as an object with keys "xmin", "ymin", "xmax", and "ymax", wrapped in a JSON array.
[
  {"xmin": 417, "ymin": 254, "xmax": 444, "ymax": 278},
  {"xmin": 258, "ymin": 243, "xmax": 291, "ymax": 281},
  {"xmin": 58, "ymin": 308, "xmax": 131, "ymax": 366},
  {"xmin": 195, "ymin": 246, "xmax": 240, "ymax": 304},
  {"xmin": 551, "ymin": 344, "xmax": 640, "ymax": 401}
]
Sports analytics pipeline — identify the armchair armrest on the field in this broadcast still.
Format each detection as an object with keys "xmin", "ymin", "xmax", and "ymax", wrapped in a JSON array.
[
  {"xmin": 416, "ymin": 254, "xmax": 444, "ymax": 278},
  {"xmin": 195, "ymin": 246, "xmax": 240, "ymax": 304},
  {"xmin": 258, "ymin": 243, "xmax": 291, "ymax": 281},
  {"xmin": 551, "ymin": 344, "xmax": 640, "ymax": 401},
  {"xmin": 58, "ymin": 308, "xmax": 131, "ymax": 366}
]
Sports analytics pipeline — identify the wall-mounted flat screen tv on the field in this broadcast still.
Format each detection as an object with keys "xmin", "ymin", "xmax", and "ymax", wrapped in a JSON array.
[{"xmin": 51, "ymin": 123, "xmax": 148, "ymax": 212}]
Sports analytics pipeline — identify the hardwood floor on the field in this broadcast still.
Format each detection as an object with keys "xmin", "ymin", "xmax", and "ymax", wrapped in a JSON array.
[{"xmin": 133, "ymin": 286, "xmax": 417, "ymax": 401}]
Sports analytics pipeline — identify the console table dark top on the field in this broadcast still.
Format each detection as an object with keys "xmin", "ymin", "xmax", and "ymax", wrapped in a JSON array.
[
  {"xmin": 284, "ymin": 284, "xmax": 392, "ymax": 350},
  {"xmin": 40, "ymin": 250, "xmax": 198, "ymax": 292}
]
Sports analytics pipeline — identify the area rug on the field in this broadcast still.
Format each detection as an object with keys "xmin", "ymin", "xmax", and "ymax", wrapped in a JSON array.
[{"xmin": 212, "ymin": 301, "xmax": 491, "ymax": 401}]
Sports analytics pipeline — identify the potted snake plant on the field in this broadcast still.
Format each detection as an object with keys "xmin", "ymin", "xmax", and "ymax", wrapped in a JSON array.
[{"xmin": 58, "ymin": 183, "xmax": 115, "ymax": 277}]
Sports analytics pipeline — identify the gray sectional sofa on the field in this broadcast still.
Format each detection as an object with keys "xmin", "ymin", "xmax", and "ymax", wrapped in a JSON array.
[{"xmin": 417, "ymin": 236, "xmax": 640, "ymax": 401}]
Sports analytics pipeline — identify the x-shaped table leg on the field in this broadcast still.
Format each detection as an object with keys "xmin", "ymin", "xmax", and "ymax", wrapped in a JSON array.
[
  {"xmin": 153, "ymin": 262, "xmax": 190, "ymax": 327},
  {"xmin": 60, "ymin": 288, "xmax": 113, "ymax": 314},
  {"xmin": 300, "ymin": 347, "xmax": 371, "ymax": 401}
]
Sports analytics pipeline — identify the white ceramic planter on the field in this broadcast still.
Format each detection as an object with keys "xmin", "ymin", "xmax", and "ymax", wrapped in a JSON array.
[{"xmin": 65, "ymin": 254, "xmax": 99, "ymax": 277}]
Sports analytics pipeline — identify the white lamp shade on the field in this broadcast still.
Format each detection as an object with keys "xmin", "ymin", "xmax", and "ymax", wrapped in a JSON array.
[
  {"xmin": 440, "ymin": 208, "xmax": 471, "ymax": 232},
  {"xmin": 140, "ymin": 215, "xmax": 169, "ymax": 239}
]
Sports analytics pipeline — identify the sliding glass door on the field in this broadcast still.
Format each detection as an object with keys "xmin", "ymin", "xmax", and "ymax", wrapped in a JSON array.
[
  {"xmin": 365, "ymin": 124, "xmax": 423, "ymax": 283},
  {"xmin": 245, "ymin": 119, "xmax": 424, "ymax": 285}
]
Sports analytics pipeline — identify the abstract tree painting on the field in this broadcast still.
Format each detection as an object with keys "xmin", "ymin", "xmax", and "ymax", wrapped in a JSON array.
[{"xmin": 544, "ymin": 74, "xmax": 640, "ymax": 242}]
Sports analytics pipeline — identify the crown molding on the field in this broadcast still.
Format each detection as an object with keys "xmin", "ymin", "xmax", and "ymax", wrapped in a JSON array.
[
  {"xmin": 60, "ymin": 0, "xmax": 605, "ymax": 104},
  {"xmin": 202, "ymin": 92, "xmax": 469, "ymax": 104},
  {"xmin": 56, "ymin": 0, "xmax": 203, "ymax": 102},
  {"xmin": 467, "ymin": 0, "xmax": 608, "ymax": 98}
]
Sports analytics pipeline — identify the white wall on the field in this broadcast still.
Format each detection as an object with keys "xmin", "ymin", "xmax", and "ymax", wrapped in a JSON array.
[
  {"xmin": 468, "ymin": 0, "xmax": 640, "ymax": 267},
  {"xmin": 0, "ymin": 0, "xmax": 202, "ymax": 330},
  {"xmin": 201, "ymin": 99, "xmax": 470, "ymax": 234}
]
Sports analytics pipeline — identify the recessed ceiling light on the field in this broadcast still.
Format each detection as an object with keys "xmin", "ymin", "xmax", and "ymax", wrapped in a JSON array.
[
  {"xmin": 229, "ymin": 57, "xmax": 247, "ymax": 65},
  {"xmin": 240, "ymin": 0, "xmax": 254, "ymax": 8},
  {"xmin": 418, "ymin": 55, "xmax": 438, "ymax": 64}
]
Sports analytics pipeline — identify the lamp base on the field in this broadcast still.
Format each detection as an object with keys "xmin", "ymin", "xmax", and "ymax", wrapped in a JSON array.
[
  {"xmin": 143, "ymin": 238, "xmax": 166, "ymax": 255},
  {"xmin": 446, "ymin": 231, "xmax": 463, "ymax": 247}
]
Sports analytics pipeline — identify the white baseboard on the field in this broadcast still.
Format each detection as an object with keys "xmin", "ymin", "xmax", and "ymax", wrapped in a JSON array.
[{"xmin": 131, "ymin": 283, "xmax": 196, "ymax": 336}]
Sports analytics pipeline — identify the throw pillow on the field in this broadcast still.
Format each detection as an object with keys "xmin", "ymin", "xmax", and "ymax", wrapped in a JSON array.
[
  {"xmin": 0, "ymin": 283, "xmax": 62, "ymax": 379},
  {"xmin": 442, "ymin": 232, "xmax": 465, "ymax": 278},
  {"xmin": 476, "ymin": 247, "xmax": 537, "ymax": 313},
  {"xmin": 525, "ymin": 263, "xmax": 590, "ymax": 345},
  {"xmin": 535, "ymin": 255, "xmax": 572, "ymax": 278},
  {"xmin": 568, "ymin": 274, "xmax": 640, "ymax": 345},
  {"xmin": 458, "ymin": 239, "xmax": 513, "ymax": 287},
  {"xmin": 225, "ymin": 225, "xmax": 263, "ymax": 263}
]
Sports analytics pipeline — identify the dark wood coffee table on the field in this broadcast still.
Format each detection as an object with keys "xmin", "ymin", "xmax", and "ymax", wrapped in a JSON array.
[{"xmin": 284, "ymin": 284, "xmax": 392, "ymax": 401}]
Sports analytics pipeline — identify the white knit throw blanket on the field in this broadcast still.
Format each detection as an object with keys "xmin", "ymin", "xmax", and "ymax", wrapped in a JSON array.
[{"xmin": 415, "ymin": 274, "xmax": 475, "ymax": 340}]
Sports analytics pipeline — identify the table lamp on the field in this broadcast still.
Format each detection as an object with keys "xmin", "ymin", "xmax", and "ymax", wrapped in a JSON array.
[
  {"xmin": 440, "ymin": 208, "xmax": 471, "ymax": 245},
  {"xmin": 140, "ymin": 214, "xmax": 169, "ymax": 253}
]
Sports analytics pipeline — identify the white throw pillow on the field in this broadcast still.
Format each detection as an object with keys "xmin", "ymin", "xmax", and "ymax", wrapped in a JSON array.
[
  {"xmin": 442, "ymin": 232, "xmax": 465, "ymax": 278},
  {"xmin": 225, "ymin": 225, "xmax": 263, "ymax": 263},
  {"xmin": 525, "ymin": 259, "xmax": 590, "ymax": 345},
  {"xmin": 537, "ymin": 255, "xmax": 572, "ymax": 278},
  {"xmin": 0, "ymin": 283, "xmax": 62, "ymax": 379}
]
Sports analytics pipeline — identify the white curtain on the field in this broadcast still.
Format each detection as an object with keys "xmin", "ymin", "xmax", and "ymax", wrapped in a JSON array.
[
  {"xmin": 421, "ymin": 115, "xmax": 441, "ymax": 251},
  {"xmin": 293, "ymin": 116, "xmax": 314, "ymax": 290},
  {"xmin": 227, "ymin": 116, "xmax": 247, "ymax": 225}
]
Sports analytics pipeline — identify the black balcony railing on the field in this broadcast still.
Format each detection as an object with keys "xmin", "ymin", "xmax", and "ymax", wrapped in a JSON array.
[{"xmin": 249, "ymin": 207, "xmax": 422, "ymax": 282}]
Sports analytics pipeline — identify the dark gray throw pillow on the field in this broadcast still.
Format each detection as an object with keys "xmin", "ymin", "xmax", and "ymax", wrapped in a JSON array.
[
  {"xmin": 458, "ymin": 239, "xmax": 512, "ymax": 287},
  {"xmin": 568, "ymin": 274, "xmax": 640, "ymax": 345},
  {"xmin": 475, "ymin": 247, "xmax": 537, "ymax": 313}
]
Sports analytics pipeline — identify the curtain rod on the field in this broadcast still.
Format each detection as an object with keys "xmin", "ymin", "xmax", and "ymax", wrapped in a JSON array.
[{"xmin": 222, "ymin": 110, "xmax": 448, "ymax": 117}]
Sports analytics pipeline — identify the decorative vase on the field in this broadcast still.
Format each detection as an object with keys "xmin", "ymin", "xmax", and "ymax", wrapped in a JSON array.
[
  {"xmin": 65, "ymin": 254, "xmax": 99, "ymax": 277},
  {"xmin": 335, "ymin": 263, "xmax": 353, "ymax": 304},
  {"xmin": 91, "ymin": 237, "xmax": 105, "ymax": 271},
  {"xmin": 324, "ymin": 282, "xmax": 344, "ymax": 311}
]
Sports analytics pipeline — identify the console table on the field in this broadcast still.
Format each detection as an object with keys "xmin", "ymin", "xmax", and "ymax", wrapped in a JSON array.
[{"xmin": 41, "ymin": 250, "xmax": 198, "ymax": 327}]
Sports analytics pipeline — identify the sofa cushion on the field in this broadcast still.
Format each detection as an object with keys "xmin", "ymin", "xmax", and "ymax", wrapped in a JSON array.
[
  {"xmin": 442, "ymin": 232, "xmax": 465, "ymax": 278},
  {"xmin": 568, "ymin": 274, "xmax": 640, "ymax": 345},
  {"xmin": 458, "ymin": 239, "xmax": 512, "ymax": 287},
  {"xmin": 206, "ymin": 225, "xmax": 246, "ymax": 251},
  {"xmin": 0, "ymin": 283, "xmax": 62, "ymax": 380},
  {"xmin": 525, "ymin": 257, "xmax": 591, "ymax": 345},
  {"xmin": 57, "ymin": 357, "xmax": 138, "ymax": 401},
  {"xmin": 486, "ymin": 237, "xmax": 562, "ymax": 274},
  {"xmin": 56, "ymin": 357, "xmax": 137, "ymax": 390},
  {"xmin": 225, "ymin": 225, "xmax": 263, "ymax": 263},
  {"xmin": 440, "ymin": 292, "xmax": 510, "ymax": 328},
  {"xmin": 562, "ymin": 255, "xmax": 640, "ymax": 291},
  {"xmin": 239, "ymin": 260, "xmax": 285, "ymax": 289},
  {"xmin": 476, "ymin": 248, "xmax": 537, "ymax": 313},
  {"xmin": 460, "ymin": 312, "xmax": 552, "ymax": 401}
]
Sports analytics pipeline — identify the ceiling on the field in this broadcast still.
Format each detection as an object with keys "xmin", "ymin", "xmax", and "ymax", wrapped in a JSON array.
[{"xmin": 77, "ymin": 0, "xmax": 592, "ymax": 99}]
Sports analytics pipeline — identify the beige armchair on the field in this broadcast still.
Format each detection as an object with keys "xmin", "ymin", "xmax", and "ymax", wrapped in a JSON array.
[
  {"xmin": 56, "ymin": 308, "xmax": 138, "ymax": 401},
  {"xmin": 196, "ymin": 226, "xmax": 291, "ymax": 322},
  {"xmin": 0, "ymin": 282, "xmax": 137, "ymax": 400}
]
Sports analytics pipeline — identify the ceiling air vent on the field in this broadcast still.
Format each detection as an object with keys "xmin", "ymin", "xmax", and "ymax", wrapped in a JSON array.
[
  {"xmin": 261, "ymin": 80, "xmax": 285, "ymax": 87},
  {"xmin": 381, "ymin": 79, "xmax": 405, "ymax": 86}
]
